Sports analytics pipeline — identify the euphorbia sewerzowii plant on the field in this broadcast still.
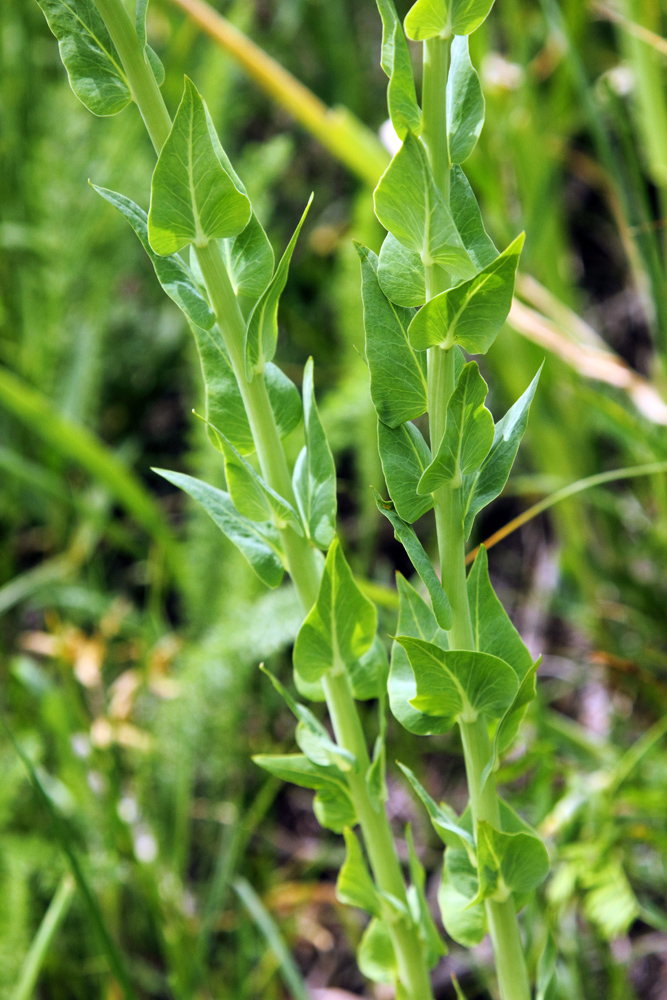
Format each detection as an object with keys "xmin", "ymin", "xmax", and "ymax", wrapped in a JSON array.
[{"xmin": 36, "ymin": 0, "xmax": 551, "ymax": 996}]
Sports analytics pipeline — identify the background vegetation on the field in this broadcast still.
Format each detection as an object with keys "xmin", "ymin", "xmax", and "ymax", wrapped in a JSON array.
[{"xmin": 2, "ymin": 0, "xmax": 667, "ymax": 997}]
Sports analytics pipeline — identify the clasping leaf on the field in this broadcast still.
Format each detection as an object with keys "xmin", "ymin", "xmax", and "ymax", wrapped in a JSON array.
[
  {"xmin": 148, "ymin": 77, "xmax": 251, "ymax": 256},
  {"xmin": 375, "ymin": 0, "xmax": 422, "ymax": 137},
  {"xmin": 473, "ymin": 820, "xmax": 549, "ymax": 904},
  {"xmin": 405, "ymin": 0, "xmax": 497, "ymax": 39},
  {"xmin": 337, "ymin": 828, "xmax": 382, "ymax": 917},
  {"xmin": 408, "ymin": 232, "xmax": 524, "ymax": 353},
  {"xmin": 447, "ymin": 36, "xmax": 485, "ymax": 164},
  {"xmin": 292, "ymin": 358, "xmax": 337, "ymax": 549},
  {"xmin": 252, "ymin": 754, "xmax": 356, "ymax": 832},
  {"xmin": 379, "ymin": 420, "xmax": 434, "ymax": 521}
]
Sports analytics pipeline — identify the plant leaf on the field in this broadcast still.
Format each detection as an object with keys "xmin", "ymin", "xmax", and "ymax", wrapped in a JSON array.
[
  {"xmin": 293, "ymin": 537, "xmax": 377, "ymax": 685},
  {"xmin": 154, "ymin": 469, "xmax": 284, "ymax": 587},
  {"xmin": 349, "ymin": 635, "xmax": 389, "ymax": 702},
  {"xmin": 357, "ymin": 244, "xmax": 428, "ymax": 426},
  {"xmin": 375, "ymin": 0, "xmax": 422, "ymax": 137},
  {"xmin": 406, "ymin": 825, "xmax": 447, "ymax": 966},
  {"xmin": 398, "ymin": 763, "xmax": 474, "ymax": 851},
  {"xmin": 374, "ymin": 491, "xmax": 452, "ymax": 629},
  {"xmin": 474, "ymin": 820, "xmax": 549, "ymax": 904},
  {"xmin": 447, "ymin": 36, "xmax": 485, "ymax": 164},
  {"xmin": 450, "ymin": 166, "xmax": 498, "ymax": 269},
  {"xmin": 374, "ymin": 133, "xmax": 475, "ymax": 280},
  {"xmin": 481, "ymin": 662, "xmax": 538, "ymax": 790},
  {"xmin": 337, "ymin": 828, "xmax": 382, "ymax": 917},
  {"xmin": 438, "ymin": 852, "xmax": 487, "ymax": 946},
  {"xmin": 292, "ymin": 358, "xmax": 337, "ymax": 549},
  {"xmin": 36, "ymin": 0, "xmax": 132, "ymax": 116},
  {"xmin": 221, "ymin": 213, "xmax": 275, "ymax": 318},
  {"xmin": 148, "ymin": 77, "xmax": 250, "ymax": 256},
  {"xmin": 357, "ymin": 918, "xmax": 397, "ymax": 984},
  {"xmin": 408, "ymin": 233, "xmax": 524, "ymax": 352},
  {"xmin": 396, "ymin": 638, "xmax": 518, "ymax": 726},
  {"xmin": 93, "ymin": 185, "xmax": 215, "ymax": 330},
  {"xmin": 389, "ymin": 575, "xmax": 451, "ymax": 735},
  {"xmin": 252, "ymin": 754, "xmax": 355, "ymax": 832},
  {"xmin": 536, "ymin": 934, "xmax": 558, "ymax": 1000},
  {"xmin": 379, "ymin": 420, "xmax": 434, "ymax": 522},
  {"xmin": 213, "ymin": 429, "xmax": 302, "ymax": 532},
  {"xmin": 377, "ymin": 233, "xmax": 427, "ymax": 307},
  {"xmin": 418, "ymin": 362, "xmax": 494, "ymax": 492},
  {"xmin": 462, "ymin": 365, "xmax": 541, "ymax": 537},
  {"xmin": 404, "ymin": 0, "xmax": 448, "ymax": 41},
  {"xmin": 467, "ymin": 546, "xmax": 533, "ymax": 679},
  {"xmin": 450, "ymin": 0, "xmax": 497, "ymax": 35},
  {"xmin": 244, "ymin": 195, "xmax": 313, "ymax": 378}
]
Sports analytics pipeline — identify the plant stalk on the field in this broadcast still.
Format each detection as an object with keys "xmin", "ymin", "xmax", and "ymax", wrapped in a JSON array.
[
  {"xmin": 93, "ymin": 3, "xmax": 435, "ymax": 994},
  {"xmin": 422, "ymin": 34, "xmax": 531, "ymax": 1000}
]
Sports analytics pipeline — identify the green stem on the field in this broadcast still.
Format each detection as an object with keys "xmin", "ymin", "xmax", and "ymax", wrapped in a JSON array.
[
  {"xmin": 92, "ymin": 5, "xmax": 434, "ymax": 995},
  {"xmin": 422, "ymin": 34, "xmax": 531, "ymax": 1000}
]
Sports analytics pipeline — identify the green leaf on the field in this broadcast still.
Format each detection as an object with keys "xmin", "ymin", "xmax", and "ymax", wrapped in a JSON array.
[
  {"xmin": 367, "ymin": 732, "xmax": 388, "ymax": 804},
  {"xmin": 396, "ymin": 638, "xmax": 518, "ymax": 726},
  {"xmin": 146, "ymin": 45, "xmax": 165, "ymax": 87},
  {"xmin": 337, "ymin": 829, "xmax": 382, "ymax": 917},
  {"xmin": 439, "ymin": 851, "xmax": 487, "ymax": 946},
  {"xmin": 374, "ymin": 133, "xmax": 475, "ymax": 280},
  {"xmin": 451, "ymin": 974, "xmax": 468, "ymax": 1000},
  {"xmin": 474, "ymin": 820, "xmax": 550, "ymax": 904},
  {"xmin": 293, "ymin": 537, "xmax": 377, "ymax": 685},
  {"xmin": 462, "ymin": 366, "xmax": 541, "ymax": 536},
  {"xmin": 404, "ymin": 0, "xmax": 448, "ymax": 41},
  {"xmin": 191, "ymin": 322, "xmax": 302, "ymax": 456},
  {"xmin": 136, "ymin": 0, "xmax": 149, "ymax": 50},
  {"xmin": 374, "ymin": 491, "xmax": 452, "ymax": 630},
  {"xmin": 406, "ymin": 825, "xmax": 447, "ymax": 966},
  {"xmin": 357, "ymin": 244, "xmax": 428, "ymax": 426},
  {"xmin": 375, "ymin": 0, "xmax": 422, "ymax": 138},
  {"xmin": 481, "ymin": 662, "xmax": 538, "ymax": 789},
  {"xmin": 221, "ymin": 213, "xmax": 275, "ymax": 319},
  {"xmin": 398, "ymin": 763, "xmax": 474, "ymax": 852},
  {"xmin": 450, "ymin": 0, "xmax": 496, "ymax": 35},
  {"xmin": 260, "ymin": 666, "xmax": 356, "ymax": 772},
  {"xmin": 213, "ymin": 429, "xmax": 302, "ymax": 532},
  {"xmin": 252, "ymin": 754, "xmax": 355, "ymax": 832},
  {"xmin": 447, "ymin": 36, "xmax": 485, "ymax": 164},
  {"xmin": 377, "ymin": 233, "xmax": 426, "ymax": 307},
  {"xmin": 148, "ymin": 77, "xmax": 250, "ymax": 256},
  {"xmin": 93, "ymin": 185, "xmax": 215, "ymax": 330},
  {"xmin": 349, "ymin": 635, "xmax": 389, "ymax": 702},
  {"xmin": 418, "ymin": 362, "xmax": 493, "ymax": 492},
  {"xmin": 154, "ymin": 469, "xmax": 284, "ymax": 587},
  {"xmin": 244, "ymin": 195, "xmax": 313, "ymax": 378},
  {"xmin": 357, "ymin": 918, "xmax": 397, "ymax": 984},
  {"xmin": 536, "ymin": 934, "xmax": 558, "ymax": 1000},
  {"xmin": 408, "ymin": 232, "xmax": 524, "ymax": 352},
  {"xmin": 467, "ymin": 546, "xmax": 533, "ymax": 679},
  {"xmin": 292, "ymin": 358, "xmax": 337, "ymax": 550},
  {"xmin": 450, "ymin": 166, "xmax": 498, "ymax": 269},
  {"xmin": 389, "ymin": 575, "xmax": 451, "ymax": 735},
  {"xmin": 36, "ymin": 0, "xmax": 131, "ymax": 116},
  {"xmin": 379, "ymin": 420, "xmax": 434, "ymax": 522}
]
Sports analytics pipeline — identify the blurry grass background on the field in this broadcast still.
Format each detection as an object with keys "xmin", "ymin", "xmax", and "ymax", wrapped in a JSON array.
[{"xmin": 2, "ymin": 0, "xmax": 667, "ymax": 997}]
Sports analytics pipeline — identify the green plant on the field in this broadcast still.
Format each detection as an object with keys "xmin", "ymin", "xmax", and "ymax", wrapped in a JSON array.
[{"xmin": 33, "ymin": 0, "xmax": 555, "ymax": 997}]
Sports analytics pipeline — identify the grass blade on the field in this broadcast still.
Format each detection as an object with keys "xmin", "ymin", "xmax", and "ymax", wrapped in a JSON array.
[{"xmin": 11, "ymin": 874, "xmax": 75, "ymax": 1000}]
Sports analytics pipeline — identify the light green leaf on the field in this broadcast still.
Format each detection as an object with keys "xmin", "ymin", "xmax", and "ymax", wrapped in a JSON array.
[
  {"xmin": 406, "ymin": 825, "xmax": 447, "ymax": 966},
  {"xmin": 447, "ymin": 36, "xmax": 484, "ymax": 164},
  {"xmin": 481, "ymin": 662, "xmax": 538, "ymax": 789},
  {"xmin": 374, "ymin": 491, "xmax": 452, "ymax": 630},
  {"xmin": 404, "ymin": 0, "xmax": 448, "ymax": 41},
  {"xmin": 389, "ymin": 575, "xmax": 451, "ymax": 735},
  {"xmin": 536, "ymin": 934, "xmax": 558, "ymax": 1000},
  {"xmin": 293, "ymin": 358, "xmax": 337, "ymax": 549},
  {"xmin": 252, "ymin": 754, "xmax": 355, "ymax": 832},
  {"xmin": 136, "ymin": 0, "xmax": 149, "ymax": 50},
  {"xmin": 357, "ymin": 244, "xmax": 428, "ymax": 427},
  {"xmin": 221, "ymin": 213, "xmax": 275, "ymax": 319},
  {"xmin": 398, "ymin": 763, "xmax": 474, "ymax": 852},
  {"xmin": 154, "ymin": 469, "xmax": 284, "ymax": 587},
  {"xmin": 357, "ymin": 918, "xmax": 397, "ymax": 984},
  {"xmin": 93, "ymin": 185, "xmax": 215, "ymax": 330},
  {"xmin": 408, "ymin": 232, "xmax": 524, "ymax": 352},
  {"xmin": 367, "ymin": 732, "xmax": 388, "ymax": 804},
  {"xmin": 244, "ymin": 195, "xmax": 313, "ymax": 378},
  {"xmin": 36, "ymin": 0, "xmax": 131, "ymax": 116},
  {"xmin": 450, "ymin": 0, "xmax": 496, "ymax": 35},
  {"xmin": 377, "ymin": 233, "xmax": 426, "ymax": 307},
  {"xmin": 450, "ymin": 166, "xmax": 498, "ymax": 269},
  {"xmin": 260, "ymin": 666, "xmax": 356, "ymax": 772},
  {"xmin": 475, "ymin": 820, "xmax": 549, "ymax": 903},
  {"xmin": 462, "ymin": 365, "xmax": 541, "ymax": 536},
  {"xmin": 418, "ymin": 362, "xmax": 493, "ymax": 492},
  {"xmin": 293, "ymin": 537, "xmax": 377, "ymax": 685},
  {"xmin": 375, "ymin": 0, "xmax": 422, "ymax": 137},
  {"xmin": 337, "ymin": 828, "xmax": 382, "ymax": 917},
  {"xmin": 467, "ymin": 546, "xmax": 533, "ymax": 679},
  {"xmin": 148, "ymin": 77, "xmax": 251, "ymax": 256},
  {"xmin": 349, "ymin": 636, "xmax": 389, "ymax": 702},
  {"xmin": 374, "ymin": 133, "xmax": 475, "ymax": 280},
  {"xmin": 396, "ymin": 638, "xmax": 518, "ymax": 726},
  {"xmin": 191, "ymin": 321, "xmax": 302, "ymax": 456},
  {"xmin": 146, "ymin": 45, "xmax": 165, "ymax": 87},
  {"xmin": 379, "ymin": 420, "xmax": 434, "ymax": 522},
  {"xmin": 439, "ymin": 850, "xmax": 487, "ymax": 946}
]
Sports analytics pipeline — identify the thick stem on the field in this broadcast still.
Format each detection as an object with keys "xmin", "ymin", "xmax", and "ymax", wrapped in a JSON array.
[
  {"xmin": 93, "ymin": 5, "xmax": 434, "ymax": 995},
  {"xmin": 421, "ymin": 34, "xmax": 531, "ymax": 1000}
]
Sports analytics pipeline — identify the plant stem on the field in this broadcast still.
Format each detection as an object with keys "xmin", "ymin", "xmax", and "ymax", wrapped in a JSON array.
[
  {"xmin": 93, "ymin": 5, "xmax": 435, "ymax": 994},
  {"xmin": 422, "ymin": 34, "xmax": 531, "ymax": 1000}
]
